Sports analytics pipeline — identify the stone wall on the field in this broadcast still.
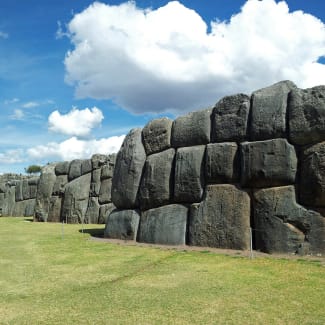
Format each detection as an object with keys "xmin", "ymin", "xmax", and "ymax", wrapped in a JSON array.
[
  {"xmin": 0, "ymin": 174, "xmax": 39, "ymax": 217},
  {"xmin": 34, "ymin": 154, "xmax": 116, "ymax": 224},
  {"xmin": 104, "ymin": 80, "xmax": 325, "ymax": 256}
]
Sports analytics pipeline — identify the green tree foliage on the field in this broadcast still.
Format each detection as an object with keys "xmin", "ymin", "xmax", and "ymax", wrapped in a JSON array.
[{"xmin": 25, "ymin": 165, "xmax": 42, "ymax": 175}]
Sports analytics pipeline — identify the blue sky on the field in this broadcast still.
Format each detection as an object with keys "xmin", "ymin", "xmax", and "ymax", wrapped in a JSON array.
[{"xmin": 0, "ymin": 0, "xmax": 324, "ymax": 174}]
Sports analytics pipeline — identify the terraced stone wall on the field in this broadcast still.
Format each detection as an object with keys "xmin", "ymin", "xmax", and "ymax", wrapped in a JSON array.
[
  {"xmin": 105, "ymin": 80, "xmax": 325, "ymax": 255},
  {"xmin": 0, "ymin": 174, "xmax": 39, "ymax": 217},
  {"xmin": 33, "ymin": 154, "xmax": 116, "ymax": 224}
]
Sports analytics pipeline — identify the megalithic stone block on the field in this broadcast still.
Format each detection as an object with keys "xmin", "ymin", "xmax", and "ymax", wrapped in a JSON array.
[
  {"xmin": 211, "ymin": 93, "xmax": 250, "ymax": 142},
  {"xmin": 111, "ymin": 128, "xmax": 146, "ymax": 209},
  {"xmin": 250, "ymin": 80, "xmax": 296, "ymax": 140},
  {"xmin": 137, "ymin": 204, "xmax": 188, "ymax": 245},
  {"xmin": 253, "ymin": 186, "xmax": 325, "ymax": 255},
  {"xmin": 174, "ymin": 145, "xmax": 205, "ymax": 203},
  {"xmin": 188, "ymin": 185, "xmax": 250, "ymax": 250},
  {"xmin": 142, "ymin": 117, "xmax": 173, "ymax": 155},
  {"xmin": 240, "ymin": 139, "xmax": 297, "ymax": 188},
  {"xmin": 104, "ymin": 209, "xmax": 140, "ymax": 241},
  {"xmin": 139, "ymin": 148, "xmax": 175, "ymax": 210},
  {"xmin": 289, "ymin": 86, "xmax": 325, "ymax": 145},
  {"xmin": 171, "ymin": 108, "xmax": 211, "ymax": 148}
]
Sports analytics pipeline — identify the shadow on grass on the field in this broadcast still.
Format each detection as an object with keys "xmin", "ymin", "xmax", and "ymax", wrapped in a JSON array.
[
  {"xmin": 24, "ymin": 217, "xmax": 34, "ymax": 222},
  {"xmin": 79, "ymin": 228, "xmax": 104, "ymax": 238}
]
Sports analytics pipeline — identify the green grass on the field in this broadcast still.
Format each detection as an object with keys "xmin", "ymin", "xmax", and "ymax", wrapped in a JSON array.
[{"xmin": 0, "ymin": 217, "xmax": 324, "ymax": 325}]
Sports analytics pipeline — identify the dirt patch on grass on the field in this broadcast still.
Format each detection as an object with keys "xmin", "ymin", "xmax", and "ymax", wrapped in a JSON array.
[{"xmin": 90, "ymin": 237, "xmax": 325, "ymax": 265}]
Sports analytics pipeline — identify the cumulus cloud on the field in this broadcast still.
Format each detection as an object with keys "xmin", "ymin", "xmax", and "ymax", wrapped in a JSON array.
[
  {"xmin": 0, "ymin": 149, "xmax": 25, "ymax": 164},
  {"xmin": 22, "ymin": 101, "xmax": 40, "ymax": 108},
  {"xmin": 27, "ymin": 135, "xmax": 125, "ymax": 161},
  {"xmin": 64, "ymin": 0, "xmax": 325, "ymax": 113},
  {"xmin": 10, "ymin": 109, "xmax": 25, "ymax": 120},
  {"xmin": 48, "ymin": 107, "xmax": 104, "ymax": 137}
]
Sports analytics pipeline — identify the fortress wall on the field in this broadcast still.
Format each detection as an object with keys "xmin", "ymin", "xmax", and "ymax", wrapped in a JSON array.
[{"xmin": 105, "ymin": 80, "xmax": 325, "ymax": 255}]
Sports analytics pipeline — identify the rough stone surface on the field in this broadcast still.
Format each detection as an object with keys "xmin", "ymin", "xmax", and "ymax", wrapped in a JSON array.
[
  {"xmin": 47, "ymin": 196, "xmax": 62, "ymax": 222},
  {"xmin": 139, "ymin": 148, "xmax": 175, "ymax": 210},
  {"xmin": 211, "ymin": 94, "xmax": 250, "ymax": 142},
  {"xmin": 12, "ymin": 199, "xmax": 35, "ymax": 217},
  {"xmin": 98, "ymin": 203, "xmax": 116, "ymax": 224},
  {"xmin": 300, "ymin": 142, "xmax": 325, "ymax": 207},
  {"xmin": 34, "ymin": 164, "xmax": 57, "ymax": 222},
  {"xmin": 61, "ymin": 173, "xmax": 91, "ymax": 223},
  {"xmin": 241, "ymin": 139, "xmax": 297, "ymax": 188},
  {"xmin": 171, "ymin": 108, "xmax": 211, "ymax": 148},
  {"xmin": 85, "ymin": 197, "xmax": 100, "ymax": 224},
  {"xmin": 22, "ymin": 180, "xmax": 30, "ymax": 200},
  {"xmin": 81, "ymin": 159, "xmax": 92, "ymax": 175},
  {"xmin": 188, "ymin": 185, "xmax": 250, "ymax": 249},
  {"xmin": 138, "ymin": 204, "xmax": 188, "ymax": 245},
  {"xmin": 111, "ymin": 128, "xmax": 146, "ymax": 209},
  {"xmin": 90, "ymin": 169, "xmax": 101, "ymax": 197},
  {"xmin": 68, "ymin": 159, "xmax": 82, "ymax": 181},
  {"xmin": 55, "ymin": 161, "xmax": 70, "ymax": 176},
  {"xmin": 205, "ymin": 143, "xmax": 239, "ymax": 184},
  {"xmin": 91, "ymin": 154, "xmax": 110, "ymax": 170},
  {"xmin": 52, "ymin": 175, "xmax": 68, "ymax": 196},
  {"xmin": 253, "ymin": 186, "xmax": 325, "ymax": 254},
  {"xmin": 250, "ymin": 80, "xmax": 296, "ymax": 140},
  {"xmin": 15, "ymin": 181, "xmax": 23, "ymax": 202},
  {"xmin": 174, "ymin": 145, "xmax": 205, "ymax": 203},
  {"xmin": 99, "ymin": 179, "xmax": 112, "ymax": 205},
  {"xmin": 104, "ymin": 209, "xmax": 140, "ymax": 240},
  {"xmin": 142, "ymin": 117, "xmax": 173, "ymax": 155},
  {"xmin": 289, "ymin": 86, "xmax": 325, "ymax": 145},
  {"xmin": 101, "ymin": 164, "xmax": 114, "ymax": 180}
]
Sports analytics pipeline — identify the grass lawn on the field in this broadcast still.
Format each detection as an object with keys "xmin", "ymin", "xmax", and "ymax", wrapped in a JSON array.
[{"xmin": 0, "ymin": 217, "xmax": 324, "ymax": 325}]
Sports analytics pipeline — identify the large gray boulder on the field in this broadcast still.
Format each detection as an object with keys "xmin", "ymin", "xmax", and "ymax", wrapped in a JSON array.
[
  {"xmin": 142, "ymin": 117, "xmax": 173, "ymax": 155},
  {"xmin": 137, "ymin": 204, "xmax": 188, "ymax": 245},
  {"xmin": 1, "ymin": 186, "xmax": 15, "ymax": 216},
  {"xmin": 68, "ymin": 159, "xmax": 82, "ymax": 181},
  {"xmin": 139, "ymin": 148, "xmax": 175, "ymax": 210},
  {"xmin": 81, "ymin": 159, "xmax": 92, "ymax": 175},
  {"xmin": 111, "ymin": 128, "xmax": 146, "ymax": 209},
  {"xmin": 12, "ymin": 199, "xmax": 35, "ymax": 217},
  {"xmin": 55, "ymin": 161, "xmax": 70, "ymax": 175},
  {"xmin": 289, "ymin": 85, "xmax": 325, "ymax": 145},
  {"xmin": 101, "ymin": 164, "xmax": 114, "ymax": 180},
  {"xmin": 250, "ymin": 80, "xmax": 296, "ymax": 140},
  {"xmin": 22, "ymin": 179, "xmax": 30, "ymax": 200},
  {"xmin": 211, "ymin": 94, "xmax": 250, "ymax": 142},
  {"xmin": 188, "ymin": 185, "xmax": 250, "ymax": 250},
  {"xmin": 253, "ymin": 186, "xmax": 325, "ymax": 255},
  {"xmin": 61, "ymin": 173, "xmax": 91, "ymax": 223},
  {"xmin": 104, "ymin": 209, "xmax": 140, "ymax": 240},
  {"xmin": 171, "ymin": 109, "xmax": 211, "ymax": 148},
  {"xmin": 241, "ymin": 139, "xmax": 297, "ymax": 188},
  {"xmin": 300, "ymin": 142, "xmax": 325, "ymax": 207},
  {"xmin": 174, "ymin": 145, "xmax": 205, "ymax": 203},
  {"xmin": 34, "ymin": 164, "xmax": 57, "ymax": 222},
  {"xmin": 205, "ymin": 143, "xmax": 239, "ymax": 184}
]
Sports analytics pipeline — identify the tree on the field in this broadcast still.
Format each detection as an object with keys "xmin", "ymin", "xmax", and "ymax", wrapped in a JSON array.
[{"xmin": 25, "ymin": 165, "xmax": 42, "ymax": 175}]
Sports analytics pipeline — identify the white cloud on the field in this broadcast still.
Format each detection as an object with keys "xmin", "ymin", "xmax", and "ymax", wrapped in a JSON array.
[
  {"xmin": 48, "ymin": 106, "xmax": 104, "ymax": 137},
  {"xmin": 0, "ymin": 149, "xmax": 25, "ymax": 164},
  {"xmin": 22, "ymin": 101, "xmax": 40, "ymax": 108},
  {"xmin": 0, "ymin": 31, "xmax": 8, "ymax": 39},
  {"xmin": 4, "ymin": 98, "xmax": 19, "ymax": 105},
  {"xmin": 64, "ymin": 0, "xmax": 325, "ymax": 113},
  {"xmin": 10, "ymin": 109, "xmax": 25, "ymax": 120},
  {"xmin": 27, "ymin": 135, "xmax": 125, "ymax": 161}
]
